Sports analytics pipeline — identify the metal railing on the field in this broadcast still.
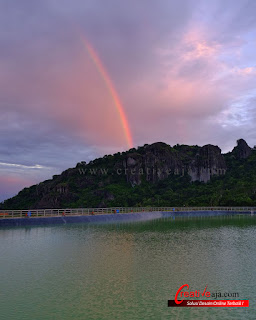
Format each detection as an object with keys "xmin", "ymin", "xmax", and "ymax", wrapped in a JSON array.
[{"xmin": 0, "ymin": 207, "xmax": 255, "ymax": 219}]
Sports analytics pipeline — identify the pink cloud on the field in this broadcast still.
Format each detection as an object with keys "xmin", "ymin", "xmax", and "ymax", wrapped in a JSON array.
[
  {"xmin": 0, "ymin": 175, "xmax": 35, "ymax": 202},
  {"xmin": 0, "ymin": 40, "xmax": 130, "ymax": 149}
]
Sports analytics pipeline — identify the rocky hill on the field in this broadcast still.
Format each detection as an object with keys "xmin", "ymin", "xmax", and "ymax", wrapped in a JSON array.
[{"xmin": 1, "ymin": 139, "xmax": 256, "ymax": 209}]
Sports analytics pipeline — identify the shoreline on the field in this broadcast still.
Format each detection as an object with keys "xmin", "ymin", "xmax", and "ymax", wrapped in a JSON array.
[{"xmin": 0, "ymin": 210, "xmax": 253, "ymax": 227}]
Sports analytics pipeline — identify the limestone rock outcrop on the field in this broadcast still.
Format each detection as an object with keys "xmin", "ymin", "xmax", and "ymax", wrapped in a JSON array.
[{"xmin": 232, "ymin": 139, "xmax": 252, "ymax": 159}]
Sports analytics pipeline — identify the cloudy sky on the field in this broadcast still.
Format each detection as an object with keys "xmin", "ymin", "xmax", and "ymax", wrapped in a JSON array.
[{"xmin": 1, "ymin": 0, "xmax": 256, "ymax": 201}]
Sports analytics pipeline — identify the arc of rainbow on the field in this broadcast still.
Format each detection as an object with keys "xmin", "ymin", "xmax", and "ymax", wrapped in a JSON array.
[{"xmin": 81, "ymin": 37, "xmax": 133, "ymax": 149}]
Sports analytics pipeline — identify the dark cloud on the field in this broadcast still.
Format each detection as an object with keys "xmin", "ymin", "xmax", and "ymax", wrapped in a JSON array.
[{"xmin": 1, "ymin": 0, "xmax": 256, "ymax": 201}]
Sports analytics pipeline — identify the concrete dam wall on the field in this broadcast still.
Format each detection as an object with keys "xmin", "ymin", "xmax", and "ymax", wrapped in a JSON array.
[{"xmin": 0, "ymin": 210, "xmax": 253, "ymax": 227}]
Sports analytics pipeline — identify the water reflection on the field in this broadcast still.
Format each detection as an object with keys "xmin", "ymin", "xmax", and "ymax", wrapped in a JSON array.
[{"xmin": 0, "ymin": 215, "xmax": 255, "ymax": 319}]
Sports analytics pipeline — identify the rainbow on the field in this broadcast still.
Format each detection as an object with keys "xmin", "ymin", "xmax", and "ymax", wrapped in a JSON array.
[{"xmin": 81, "ymin": 37, "xmax": 133, "ymax": 149}]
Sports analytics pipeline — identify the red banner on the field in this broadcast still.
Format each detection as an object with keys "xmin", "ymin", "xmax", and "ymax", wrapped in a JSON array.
[{"xmin": 168, "ymin": 300, "xmax": 249, "ymax": 307}]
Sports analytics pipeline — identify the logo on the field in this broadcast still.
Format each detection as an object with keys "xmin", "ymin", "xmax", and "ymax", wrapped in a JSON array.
[{"xmin": 168, "ymin": 284, "xmax": 249, "ymax": 307}]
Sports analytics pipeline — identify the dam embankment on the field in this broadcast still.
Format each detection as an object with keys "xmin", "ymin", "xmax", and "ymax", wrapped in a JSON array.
[{"xmin": 0, "ymin": 209, "xmax": 253, "ymax": 227}]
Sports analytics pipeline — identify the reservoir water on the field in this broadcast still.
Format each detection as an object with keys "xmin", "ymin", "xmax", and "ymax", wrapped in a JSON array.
[{"xmin": 1, "ymin": 215, "xmax": 255, "ymax": 319}]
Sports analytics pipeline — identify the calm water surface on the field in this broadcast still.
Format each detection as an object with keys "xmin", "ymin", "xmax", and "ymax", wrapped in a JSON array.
[{"xmin": 1, "ymin": 215, "xmax": 256, "ymax": 319}]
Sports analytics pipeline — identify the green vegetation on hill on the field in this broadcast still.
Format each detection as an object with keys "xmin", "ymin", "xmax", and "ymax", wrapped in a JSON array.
[{"xmin": 1, "ymin": 140, "xmax": 256, "ymax": 209}]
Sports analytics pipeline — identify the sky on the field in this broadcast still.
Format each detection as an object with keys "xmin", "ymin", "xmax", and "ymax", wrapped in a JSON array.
[{"xmin": 1, "ymin": 0, "xmax": 256, "ymax": 201}]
